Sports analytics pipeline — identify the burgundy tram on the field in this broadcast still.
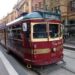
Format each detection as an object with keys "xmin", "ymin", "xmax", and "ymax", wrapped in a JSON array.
[{"xmin": 0, "ymin": 11, "xmax": 63, "ymax": 66}]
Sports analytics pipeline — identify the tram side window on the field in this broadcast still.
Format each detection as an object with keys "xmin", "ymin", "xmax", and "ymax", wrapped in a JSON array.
[
  {"xmin": 12, "ymin": 25, "xmax": 22, "ymax": 40},
  {"xmin": 7, "ymin": 25, "xmax": 24, "ymax": 51},
  {"xmin": 7, "ymin": 27, "xmax": 14, "ymax": 39},
  {"xmin": 33, "ymin": 24, "xmax": 47, "ymax": 38},
  {"xmin": 7, "ymin": 25, "xmax": 22, "ymax": 40},
  {"xmin": 49, "ymin": 24, "xmax": 58, "ymax": 38}
]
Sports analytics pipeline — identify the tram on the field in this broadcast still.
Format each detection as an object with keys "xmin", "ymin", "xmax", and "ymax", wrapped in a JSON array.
[{"xmin": 0, "ymin": 11, "xmax": 63, "ymax": 66}]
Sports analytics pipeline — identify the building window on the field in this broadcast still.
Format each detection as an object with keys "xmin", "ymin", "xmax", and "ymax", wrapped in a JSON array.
[
  {"xmin": 38, "ymin": 2, "xmax": 42, "ymax": 9},
  {"xmin": 35, "ymin": 4, "xmax": 38, "ymax": 10},
  {"xmin": 57, "ymin": 6, "xmax": 59, "ymax": 9},
  {"xmin": 51, "ymin": 8, "xmax": 53, "ymax": 11},
  {"xmin": 70, "ymin": 0, "xmax": 75, "ymax": 11},
  {"xmin": 54, "ymin": 7, "xmax": 57, "ymax": 10}
]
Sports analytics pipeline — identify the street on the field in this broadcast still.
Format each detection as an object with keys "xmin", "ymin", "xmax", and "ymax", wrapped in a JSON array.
[
  {"xmin": 0, "ymin": 45, "xmax": 75, "ymax": 75},
  {"xmin": 0, "ymin": 45, "xmax": 37, "ymax": 75},
  {"xmin": 0, "ymin": 0, "xmax": 75, "ymax": 75}
]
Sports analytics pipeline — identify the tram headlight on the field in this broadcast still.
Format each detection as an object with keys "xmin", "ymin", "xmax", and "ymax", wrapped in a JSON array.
[{"xmin": 53, "ymin": 48, "xmax": 56, "ymax": 52}]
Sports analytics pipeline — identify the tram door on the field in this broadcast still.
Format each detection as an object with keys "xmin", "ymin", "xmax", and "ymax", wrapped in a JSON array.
[
  {"xmin": 22, "ymin": 22, "xmax": 32, "ymax": 60},
  {"xmin": 22, "ymin": 22, "xmax": 31, "ymax": 46}
]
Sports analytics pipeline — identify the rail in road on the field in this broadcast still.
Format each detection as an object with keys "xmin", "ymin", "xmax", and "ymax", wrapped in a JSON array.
[
  {"xmin": 30, "ymin": 62, "xmax": 75, "ymax": 75},
  {"xmin": 0, "ymin": 45, "xmax": 75, "ymax": 75},
  {"xmin": 30, "ymin": 49, "xmax": 75, "ymax": 75}
]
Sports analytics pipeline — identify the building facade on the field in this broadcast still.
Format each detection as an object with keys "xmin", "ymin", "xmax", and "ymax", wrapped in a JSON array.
[
  {"xmin": 48, "ymin": 0, "xmax": 75, "ymax": 36},
  {"xmin": 32, "ymin": 0, "xmax": 50, "ymax": 11},
  {"xmin": 0, "ymin": 0, "xmax": 75, "ymax": 36}
]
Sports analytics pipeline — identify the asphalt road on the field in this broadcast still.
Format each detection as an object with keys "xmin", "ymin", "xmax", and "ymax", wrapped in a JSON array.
[
  {"xmin": 0, "ymin": 45, "xmax": 75, "ymax": 75},
  {"xmin": 0, "ymin": 45, "xmax": 37, "ymax": 75}
]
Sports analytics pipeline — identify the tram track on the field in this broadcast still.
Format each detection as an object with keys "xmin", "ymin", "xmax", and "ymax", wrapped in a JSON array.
[
  {"xmin": 64, "ymin": 54, "xmax": 75, "ymax": 59},
  {"xmin": 59, "ymin": 65, "xmax": 75, "ymax": 74},
  {"xmin": 12, "ymin": 53, "xmax": 75, "ymax": 75},
  {"xmin": 29, "ymin": 59, "xmax": 75, "ymax": 75},
  {"xmin": 26, "ymin": 61, "xmax": 75, "ymax": 75},
  {"xmin": 30, "ymin": 68, "xmax": 41, "ymax": 75},
  {"xmin": 64, "ymin": 50, "xmax": 75, "ymax": 59},
  {"xmin": 1, "ymin": 45, "xmax": 75, "ymax": 75},
  {"xmin": 30, "ymin": 65, "xmax": 75, "ymax": 75}
]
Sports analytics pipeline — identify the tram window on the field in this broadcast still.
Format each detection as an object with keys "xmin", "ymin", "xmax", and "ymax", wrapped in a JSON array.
[
  {"xmin": 7, "ymin": 25, "xmax": 22, "ymax": 40},
  {"xmin": 33, "ymin": 24, "xmax": 47, "ymax": 38},
  {"xmin": 49, "ymin": 24, "xmax": 58, "ymax": 38},
  {"xmin": 12, "ymin": 25, "xmax": 22, "ymax": 40},
  {"xmin": 7, "ymin": 27, "xmax": 14, "ymax": 39}
]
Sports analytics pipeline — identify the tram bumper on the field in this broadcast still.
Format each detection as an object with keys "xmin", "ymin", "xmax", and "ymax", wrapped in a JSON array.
[{"xmin": 24, "ymin": 53, "xmax": 63, "ymax": 66}]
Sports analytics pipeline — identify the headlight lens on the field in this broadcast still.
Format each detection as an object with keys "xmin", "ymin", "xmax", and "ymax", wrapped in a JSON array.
[{"xmin": 53, "ymin": 48, "xmax": 56, "ymax": 52}]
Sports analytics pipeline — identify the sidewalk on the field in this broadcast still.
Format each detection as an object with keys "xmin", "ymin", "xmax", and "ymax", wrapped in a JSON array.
[
  {"xmin": 64, "ymin": 44, "xmax": 75, "ymax": 50},
  {"xmin": 0, "ymin": 58, "xmax": 9, "ymax": 75},
  {"xmin": 0, "ymin": 51, "xmax": 18, "ymax": 75}
]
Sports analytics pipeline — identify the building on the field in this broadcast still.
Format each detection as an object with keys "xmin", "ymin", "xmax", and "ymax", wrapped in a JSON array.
[
  {"xmin": 0, "ymin": 0, "xmax": 50, "ymax": 24},
  {"xmin": 49, "ymin": 0, "xmax": 75, "ymax": 36},
  {"xmin": 0, "ymin": 0, "xmax": 29, "ymax": 24},
  {"xmin": 32, "ymin": 0, "xmax": 43, "ymax": 11},
  {"xmin": 0, "ymin": 9, "xmax": 18, "ymax": 24},
  {"xmin": 68, "ymin": 0, "xmax": 75, "ymax": 25},
  {"xmin": 0, "ymin": 0, "xmax": 75, "ymax": 35},
  {"xmin": 14, "ymin": 0, "xmax": 32, "ymax": 16},
  {"xmin": 0, "ymin": 19, "xmax": 2, "ymax": 24},
  {"xmin": 32, "ymin": 0, "xmax": 50, "ymax": 11}
]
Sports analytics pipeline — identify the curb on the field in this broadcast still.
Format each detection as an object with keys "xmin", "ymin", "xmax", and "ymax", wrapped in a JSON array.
[{"xmin": 64, "ymin": 45, "xmax": 75, "ymax": 51}]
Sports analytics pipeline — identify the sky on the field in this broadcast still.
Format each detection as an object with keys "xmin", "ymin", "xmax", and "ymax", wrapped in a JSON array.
[{"xmin": 0, "ymin": 0, "xmax": 18, "ymax": 19}]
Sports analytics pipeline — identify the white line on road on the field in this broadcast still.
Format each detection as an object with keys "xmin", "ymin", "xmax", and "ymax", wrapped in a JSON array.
[{"xmin": 0, "ymin": 51, "xmax": 19, "ymax": 75}]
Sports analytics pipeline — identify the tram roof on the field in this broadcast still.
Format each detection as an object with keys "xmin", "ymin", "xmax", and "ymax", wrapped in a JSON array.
[
  {"xmin": 6, "ymin": 11, "xmax": 61, "ymax": 26},
  {"xmin": 6, "ymin": 16, "xmax": 23, "ymax": 26},
  {"xmin": 24, "ymin": 11, "xmax": 61, "ymax": 19}
]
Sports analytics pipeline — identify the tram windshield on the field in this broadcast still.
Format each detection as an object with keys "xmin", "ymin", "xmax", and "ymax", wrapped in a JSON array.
[
  {"xmin": 33, "ymin": 23, "xmax": 62, "ymax": 39},
  {"xmin": 33, "ymin": 24, "xmax": 47, "ymax": 38},
  {"xmin": 49, "ymin": 24, "xmax": 59, "ymax": 38}
]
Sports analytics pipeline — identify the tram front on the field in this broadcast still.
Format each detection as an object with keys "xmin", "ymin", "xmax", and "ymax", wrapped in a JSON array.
[
  {"xmin": 31, "ymin": 20, "xmax": 63, "ymax": 65},
  {"xmin": 23, "ymin": 11, "xmax": 63, "ymax": 66}
]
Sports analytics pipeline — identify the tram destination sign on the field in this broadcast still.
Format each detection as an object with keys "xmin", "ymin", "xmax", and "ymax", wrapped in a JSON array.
[{"xmin": 22, "ymin": 23, "xmax": 27, "ymax": 31}]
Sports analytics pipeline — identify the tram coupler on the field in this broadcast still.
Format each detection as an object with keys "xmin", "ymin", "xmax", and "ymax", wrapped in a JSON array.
[{"xmin": 27, "ymin": 64, "xmax": 32, "ymax": 68}]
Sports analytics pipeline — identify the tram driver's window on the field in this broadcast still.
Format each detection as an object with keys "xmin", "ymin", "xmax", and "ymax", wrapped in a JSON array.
[
  {"xmin": 49, "ymin": 24, "xmax": 58, "ymax": 38},
  {"xmin": 33, "ymin": 24, "xmax": 47, "ymax": 38}
]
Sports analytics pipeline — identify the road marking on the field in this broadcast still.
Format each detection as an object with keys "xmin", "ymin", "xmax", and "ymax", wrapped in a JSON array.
[{"xmin": 0, "ymin": 51, "xmax": 19, "ymax": 75}]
